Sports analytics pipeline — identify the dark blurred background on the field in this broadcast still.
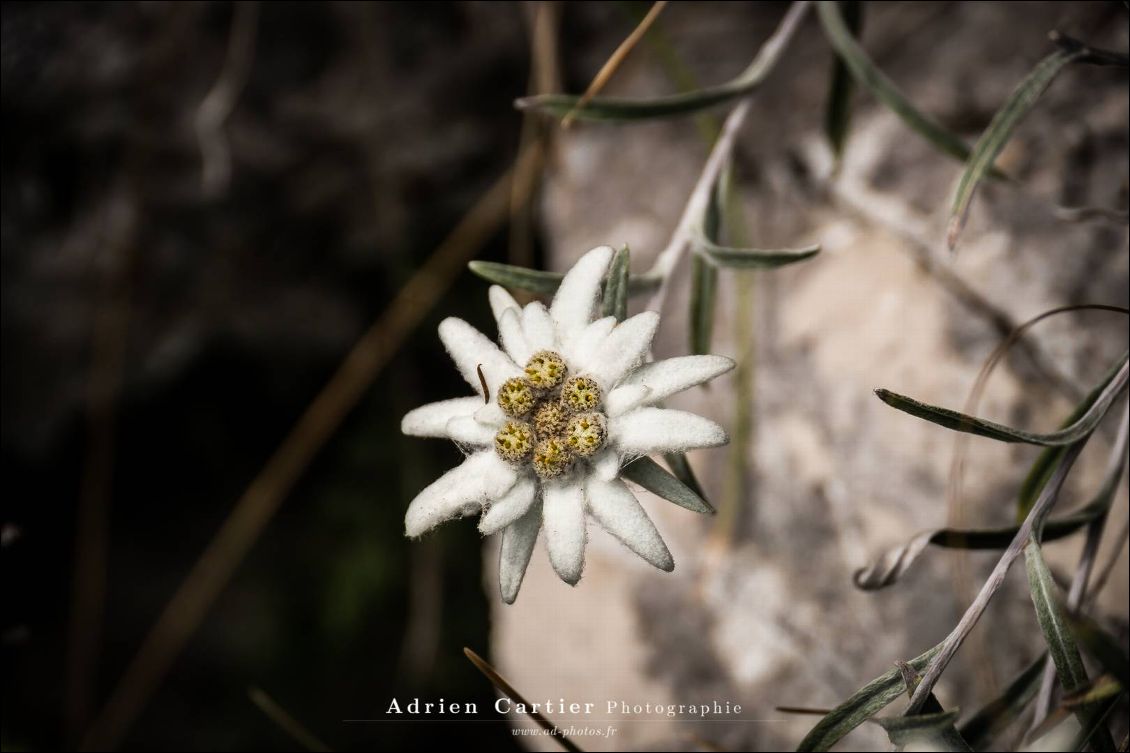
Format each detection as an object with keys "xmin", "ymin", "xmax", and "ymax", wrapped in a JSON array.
[{"xmin": 0, "ymin": 1, "xmax": 603, "ymax": 749}]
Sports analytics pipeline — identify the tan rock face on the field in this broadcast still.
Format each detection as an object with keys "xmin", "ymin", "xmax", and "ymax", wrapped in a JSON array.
[{"xmin": 487, "ymin": 4, "xmax": 1127, "ymax": 750}]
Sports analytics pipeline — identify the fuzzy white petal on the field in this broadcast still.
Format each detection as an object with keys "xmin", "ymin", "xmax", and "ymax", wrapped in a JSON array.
[
  {"xmin": 591, "ymin": 448, "xmax": 621, "ymax": 481},
  {"xmin": 604, "ymin": 384, "xmax": 651, "ymax": 417},
  {"xmin": 624, "ymin": 355, "xmax": 735, "ymax": 404},
  {"xmin": 498, "ymin": 307, "xmax": 533, "ymax": 365},
  {"xmin": 542, "ymin": 480, "xmax": 586, "ymax": 585},
  {"xmin": 565, "ymin": 316, "xmax": 616, "ymax": 373},
  {"xmin": 587, "ymin": 312, "xmax": 660, "ymax": 389},
  {"xmin": 550, "ymin": 246, "xmax": 613, "ymax": 342},
  {"xmin": 521, "ymin": 302, "xmax": 556, "ymax": 352},
  {"xmin": 401, "ymin": 397, "xmax": 482, "ymax": 438},
  {"xmin": 405, "ymin": 451, "xmax": 517, "ymax": 537},
  {"xmin": 445, "ymin": 415, "xmax": 495, "ymax": 446},
  {"xmin": 586, "ymin": 476, "xmax": 674, "ymax": 572},
  {"xmin": 489, "ymin": 285, "xmax": 521, "ymax": 323},
  {"xmin": 611, "ymin": 407, "xmax": 728, "ymax": 454},
  {"xmin": 474, "ymin": 402, "xmax": 506, "ymax": 428},
  {"xmin": 480, "ymin": 476, "xmax": 537, "ymax": 535},
  {"xmin": 499, "ymin": 500, "xmax": 541, "ymax": 604},
  {"xmin": 438, "ymin": 317, "xmax": 521, "ymax": 396}
]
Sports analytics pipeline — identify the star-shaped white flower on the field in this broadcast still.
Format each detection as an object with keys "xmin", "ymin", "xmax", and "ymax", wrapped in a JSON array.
[{"xmin": 402, "ymin": 246, "xmax": 733, "ymax": 603}]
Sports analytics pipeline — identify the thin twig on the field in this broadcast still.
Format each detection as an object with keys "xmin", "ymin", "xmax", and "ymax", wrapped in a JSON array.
[
  {"xmin": 509, "ymin": 1, "xmax": 559, "ymax": 271},
  {"xmin": 249, "ymin": 687, "xmax": 333, "ymax": 753},
  {"xmin": 65, "ymin": 184, "xmax": 137, "ymax": 742},
  {"xmin": 80, "ymin": 147, "xmax": 539, "ymax": 751},
  {"xmin": 561, "ymin": 1, "xmax": 669, "ymax": 128},
  {"xmin": 463, "ymin": 648, "xmax": 583, "ymax": 753},
  {"xmin": 1030, "ymin": 404, "xmax": 1129, "ymax": 730},
  {"xmin": 905, "ymin": 362, "xmax": 1129, "ymax": 714},
  {"xmin": 643, "ymin": 1, "xmax": 812, "ymax": 313},
  {"xmin": 195, "ymin": 1, "xmax": 258, "ymax": 198}
]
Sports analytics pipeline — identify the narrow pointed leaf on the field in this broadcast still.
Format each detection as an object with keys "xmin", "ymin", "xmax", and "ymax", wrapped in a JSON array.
[
  {"xmin": 797, "ymin": 643, "xmax": 944, "ymax": 752},
  {"xmin": 958, "ymin": 654, "xmax": 1048, "ymax": 751},
  {"xmin": 621, "ymin": 456, "xmax": 714, "ymax": 514},
  {"xmin": 816, "ymin": 2, "xmax": 978, "ymax": 164},
  {"xmin": 601, "ymin": 245, "xmax": 631, "ymax": 321},
  {"xmin": 662, "ymin": 451, "xmax": 709, "ymax": 503},
  {"xmin": 469, "ymin": 260, "xmax": 660, "ymax": 297},
  {"xmin": 875, "ymin": 709, "xmax": 972, "ymax": 752},
  {"xmin": 853, "ymin": 492, "xmax": 1109, "ymax": 590},
  {"xmin": 823, "ymin": 0, "xmax": 863, "ymax": 160},
  {"xmin": 1025, "ymin": 538, "xmax": 1116, "ymax": 752},
  {"xmin": 698, "ymin": 236, "xmax": 821, "ymax": 268},
  {"xmin": 689, "ymin": 253, "xmax": 718, "ymax": 354},
  {"xmin": 875, "ymin": 355, "xmax": 1127, "ymax": 446},
  {"xmin": 516, "ymin": 2, "xmax": 810, "ymax": 122},
  {"xmin": 948, "ymin": 47, "xmax": 1085, "ymax": 248}
]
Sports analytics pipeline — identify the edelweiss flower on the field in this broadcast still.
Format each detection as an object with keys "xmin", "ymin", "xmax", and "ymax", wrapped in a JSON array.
[{"xmin": 402, "ymin": 246, "xmax": 733, "ymax": 603}]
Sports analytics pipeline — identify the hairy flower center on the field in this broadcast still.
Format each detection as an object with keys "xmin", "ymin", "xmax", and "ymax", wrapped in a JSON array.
[
  {"xmin": 497, "ymin": 377, "xmax": 535, "ymax": 418},
  {"xmin": 564, "ymin": 412, "xmax": 606, "ymax": 457},
  {"xmin": 533, "ymin": 400, "xmax": 568, "ymax": 439},
  {"xmin": 561, "ymin": 375, "xmax": 601, "ymax": 413},
  {"xmin": 494, "ymin": 351, "xmax": 607, "ymax": 477},
  {"xmin": 494, "ymin": 421, "xmax": 534, "ymax": 462},
  {"xmin": 532, "ymin": 437, "xmax": 573, "ymax": 479},
  {"xmin": 524, "ymin": 350, "xmax": 566, "ymax": 391}
]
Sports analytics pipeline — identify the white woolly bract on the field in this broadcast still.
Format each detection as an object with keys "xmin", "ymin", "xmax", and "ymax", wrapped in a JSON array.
[
  {"xmin": 622, "ymin": 355, "xmax": 735, "ymax": 406},
  {"xmin": 549, "ymin": 245, "xmax": 613, "ymax": 343},
  {"xmin": 404, "ymin": 451, "xmax": 517, "ymax": 537},
  {"xmin": 445, "ymin": 415, "xmax": 495, "ymax": 447},
  {"xmin": 610, "ymin": 407, "xmax": 728, "ymax": 454},
  {"xmin": 542, "ymin": 481, "xmax": 586, "ymax": 585},
  {"xmin": 480, "ymin": 475, "xmax": 537, "ymax": 535},
  {"xmin": 438, "ymin": 317, "xmax": 519, "ymax": 396},
  {"xmin": 499, "ymin": 501, "xmax": 541, "ymax": 604},
  {"xmin": 520, "ymin": 302, "xmax": 556, "ymax": 352},
  {"xmin": 586, "ymin": 312, "xmax": 659, "ymax": 389},
  {"xmin": 401, "ymin": 396, "xmax": 481, "ymax": 438},
  {"xmin": 585, "ymin": 475, "xmax": 674, "ymax": 572},
  {"xmin": 604, "ymin": 384, "xmax": 651, "ymax": 417}
]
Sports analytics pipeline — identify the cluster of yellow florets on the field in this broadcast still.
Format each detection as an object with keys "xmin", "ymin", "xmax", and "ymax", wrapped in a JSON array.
[{"xmin": 493, "ymin": 350, "xmax": 607, "ymax": 478}]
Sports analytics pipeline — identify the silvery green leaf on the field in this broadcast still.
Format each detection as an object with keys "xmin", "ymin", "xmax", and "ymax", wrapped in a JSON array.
[
  {"xmin": 689, "ymin": 254, "xmax": 718, "ymax": 354},
  {"xmin": 852, "ymin": 492, "xmax": 1110, "ymax": 590},
  {"xmin": 948, "ymin": 47, "xmax": 1085, "ymax": 249},
  {"xmin": 469, "ymin": 260, "xmax": 660, "ymax": 297},
  {"xmin": 662, "ymin": 451, "xmax": 709, "ymax": 503},
  {"xmin": 698, "ymin": 235, "xmax": 821, "ymax": 269},
  {"xmin": 602, "ymin": 245, "xmax": 631, "ymax": 321},
  {"xmin": 816, "ymin": 2, "xmax": 976, "ymax": 164},
  {"xmin": 874, "ymin": 709, "xmax": 972, "ymax": 752},
  {"xmin": 1025, "ymin": 538, "xmax": 1116, "ymax": 752},
  {"xmin": 796, "ymin": 643, "xmax": 944, "ymax": 752},
  {"xmin": 621, "ymin": 456, "xmax": 714, "ymax": 514},
  {"xmin": 515, "ymin": 2, "xmax": 810, "ymax": 123},
  {"xmin": 823, "ymin": 0, "xmax": 863, "ymax": 161},
  {"xmin": 875, "ymin": 354, "xmax": 1127, "ymax": 446}
]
